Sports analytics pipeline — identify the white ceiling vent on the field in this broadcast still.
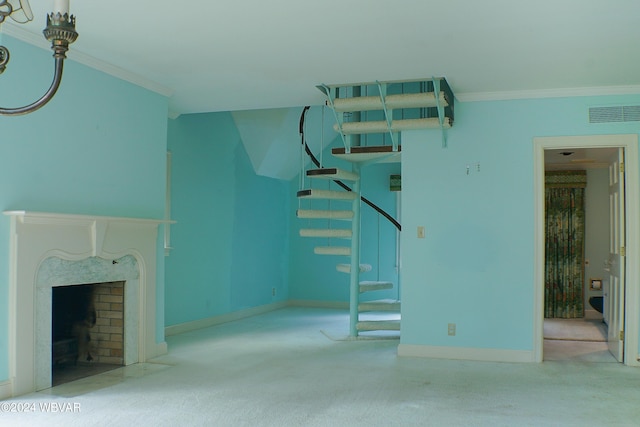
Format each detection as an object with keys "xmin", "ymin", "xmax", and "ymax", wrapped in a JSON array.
[{"xmin": 589, "ymin": 106, "xmax": 640, "ymax": 123}]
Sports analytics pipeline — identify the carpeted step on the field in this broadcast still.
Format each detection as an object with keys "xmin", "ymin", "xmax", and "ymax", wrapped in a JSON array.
[
  {"xmin": 314, "ymin": 246, "xmax": 351, "ymax": 256},
  {"xmin": 356, "ymin": 320, "xmax": 401, "ymax": 331},
  {"xmin": 297, "ymin": 209, "xmax": 353, "ymax": 220},
  {"xmin": 358, "ymin": 299, "xmax": 401, "ymax": 312},
  {"xmin": 359, "ymin": 281, "xmax": 393, "ymax": 293},
  {"xmin": 336, "ymin": 263, "xmax": 372, "ymax": 274},
  {"xmin": 300, "ymin": 229, "xmax": 352, "ymax": 239},
  {"xmin": 297, "ymin": 189, "xmax": 357, "ymax": 200},
  {"xmin": 306, "ymin": 168, "xmax": 359, "ymax": 182}
]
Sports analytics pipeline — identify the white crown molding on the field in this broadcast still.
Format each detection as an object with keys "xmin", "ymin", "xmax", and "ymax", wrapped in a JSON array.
[
  {"xmin": 1, "ymin": 23, "xmax": 174, "ymax": 98},
  {"xmin": 457, "ymin": 85, "xmax": 640, "ymax": 103},
  {"xmin": 168, "ymin": 110, "xmax": 182, "ymax": 120}
]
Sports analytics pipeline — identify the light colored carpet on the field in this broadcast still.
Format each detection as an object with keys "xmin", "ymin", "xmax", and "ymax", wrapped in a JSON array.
[
  {"xmin": 543, "ymin": 318, "xmax": 607, "ymax": 342},
  {"xmin": 543, "ymin": 340, "xmax": 616, "ymax": 363},
  {"xmin": 2, "ymin": 307, "xmax": 639, "ymax": 427}
]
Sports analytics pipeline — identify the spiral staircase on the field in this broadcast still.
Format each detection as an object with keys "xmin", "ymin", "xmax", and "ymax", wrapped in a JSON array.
[{"xmin": 297, "ymin": 78, "xmax": 454, "ymax": 337}]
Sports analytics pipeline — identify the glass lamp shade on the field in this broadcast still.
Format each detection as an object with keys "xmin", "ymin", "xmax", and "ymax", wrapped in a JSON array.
[{"xmin": 8, "ymin": 0, "xmax": 33, "ymax": 23}]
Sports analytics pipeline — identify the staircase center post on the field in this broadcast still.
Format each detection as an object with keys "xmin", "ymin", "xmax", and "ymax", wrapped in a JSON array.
[{"xmin": 349, "ymin": 163, "xmax": 362, "ymax": 337}]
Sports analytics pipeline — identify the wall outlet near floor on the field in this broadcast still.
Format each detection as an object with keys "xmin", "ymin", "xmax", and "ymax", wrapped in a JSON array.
[
  {"xmin": 417, "ymin": 226, "xmax": 425, "ymax": 238},
  {"xmin": 448, "ymin": 323, "xmax": 456, "ymax": 336},
  {"xmin": 272, "ymin": 287, "xmax": 276, "ymax": 297}
]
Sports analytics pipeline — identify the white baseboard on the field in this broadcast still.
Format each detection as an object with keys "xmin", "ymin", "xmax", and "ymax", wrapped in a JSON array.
[
  {"xmin": 287, "ymin": 300, "xmax": 349, "ymax": 309},
  {"xmin": 164, "ymin": 300, "xmax": 350, "ymax": 337},
  {"xmin": 165, "ymin": 301, "xmax": 288, "ymax": 336},
  {"xmin": 147, "ymin": 341, "xmax": 168, "ymax": 359},
  {"xmin": 0, "ymin": 380, "xmax": 12, "ymax": 400},
  {"xmin": 398, "ymin": 344, "xmax": 536, "ymax": 363}
]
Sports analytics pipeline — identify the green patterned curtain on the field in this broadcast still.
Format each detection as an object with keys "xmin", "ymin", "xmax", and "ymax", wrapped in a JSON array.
[{"xmin": 545, "ymin": 171, "xmax": 586, "ymax": 319}]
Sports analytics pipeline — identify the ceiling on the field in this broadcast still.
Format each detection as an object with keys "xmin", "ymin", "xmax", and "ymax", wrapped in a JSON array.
[
  {"xmin": 3, "ymin": 1, "xmax": 640, "ymax": 116},
  {"xmin": 545, "ymin": 147, "xmax": 618, "ymax": 171}
]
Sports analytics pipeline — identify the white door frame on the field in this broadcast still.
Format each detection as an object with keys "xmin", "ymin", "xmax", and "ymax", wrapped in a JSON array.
[{"xmin": 533, "ymin": 134, "xmax": 640, "ymax": 366}]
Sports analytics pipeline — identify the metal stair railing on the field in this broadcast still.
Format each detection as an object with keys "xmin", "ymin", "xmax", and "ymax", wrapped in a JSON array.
[{"xmin": 299, "ymin": 106, "xmax": 401, "ymax": 231}]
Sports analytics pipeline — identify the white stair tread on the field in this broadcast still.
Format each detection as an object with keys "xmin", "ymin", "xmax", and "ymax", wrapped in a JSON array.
[
  {"xmin": 300, "ymin": 229, "xmax": 352, "ymax": 238},
  {"xmin": 332, "ymin": 146, "xmax": 401, "ymax": 164},
  {"xmin": 333, "ymin": 151, "xmax": 401, "ymax": 164},
  {"xmin": 359, "ymin": 281, "xmax": 394, "ymax": 293},
  {"xmin": 336, "ymin": 263, "xmax": 372, "ymax": 274},
  {"xmin": 356, "ymin": 320, "xmax": 401, "ymax": 331},
  {"xmin": 358, "ymin": 299, "xmax": 401, "ymax": 312},
  {"xmin": 307, "ymin": 168, "xmax": 359, "ymax": 181},
  {"xmin": 297, "ymin": 209, "xmax": 353, "ymax": 220},
  {"xmin": 297, "ymin": 189, "xmax": 357, "ymax": 200},
  {"xmin": 335, "ymin": 117, "xmax": 451, "ymax": 135},
  {"xmin": 314, "ymin": 246, "xmax": 351, "ymax": 256},
  {"xmin": 330, "ymin": 91, "xmax": 448, "ymax": 113}
]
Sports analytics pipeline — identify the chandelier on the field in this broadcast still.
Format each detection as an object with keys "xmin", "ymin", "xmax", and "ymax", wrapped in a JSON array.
[{"xmin": 0, "ymin": 0, "xmax": 78, "ymax": 115}]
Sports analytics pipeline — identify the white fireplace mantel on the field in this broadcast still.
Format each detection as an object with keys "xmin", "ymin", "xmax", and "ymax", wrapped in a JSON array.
[{"xmin": 4, "ymin": 211, "xmax": 169, "ymax": 397}]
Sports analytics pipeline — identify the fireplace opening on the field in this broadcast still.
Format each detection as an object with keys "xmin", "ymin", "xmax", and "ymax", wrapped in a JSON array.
[{"xmin": 52, "ymin": 281, "xmax": 125, "ymax": 386}]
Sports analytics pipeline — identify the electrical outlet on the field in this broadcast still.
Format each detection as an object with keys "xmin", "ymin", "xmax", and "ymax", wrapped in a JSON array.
[
  {"xmin": 448, "ymin": 323, "xmax": 456, "ymax": 336},
  {"xmin": 417, "ymin": 226, "xmax": 425, "ymax": 238},
  {"xmin": 272, "ymin": 287, "xmax": 276, "ymax": 297}
]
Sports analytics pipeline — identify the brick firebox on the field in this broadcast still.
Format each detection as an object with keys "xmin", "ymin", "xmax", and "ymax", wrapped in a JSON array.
[{"xmin": 92, "ymin": 281, "xmax": 125, "ymax": 365}]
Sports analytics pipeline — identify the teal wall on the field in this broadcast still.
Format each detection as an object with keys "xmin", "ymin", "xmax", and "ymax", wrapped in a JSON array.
[
  {"xmin": 165, "ymin": 112, "xmax": 290, "ymax": 326},
  {"xmin": 359, "ymin": 162, "xmax": 402, "ymax": 302},
  {"xmin": 0, "ymin": 36, "xmax": 169, "ymax": 383},
  {"xmin": 401, "ymin": 95, "xmax": 640, "ymax": 352}
]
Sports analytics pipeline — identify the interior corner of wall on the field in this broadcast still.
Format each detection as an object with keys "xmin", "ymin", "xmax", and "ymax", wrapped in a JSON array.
[{"xmin": 0, "ymin": 379, "xmax": 12, "ymax": 399}]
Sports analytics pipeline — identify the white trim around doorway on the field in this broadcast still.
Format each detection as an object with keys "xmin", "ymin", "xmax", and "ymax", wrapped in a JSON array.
[{"xmin": 533, "ymin": 134, "xmax": 640, "ymax": 366}]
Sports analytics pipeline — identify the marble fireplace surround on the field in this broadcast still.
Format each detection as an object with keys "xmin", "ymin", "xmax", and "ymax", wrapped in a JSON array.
[{"xmin": 4, "ymin": 211, "xmax": 168, "ymax": 397}]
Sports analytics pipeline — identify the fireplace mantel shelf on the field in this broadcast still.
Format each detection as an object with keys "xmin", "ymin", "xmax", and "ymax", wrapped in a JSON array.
[{"xmin": 4, "ymin": 210, "xmax": 175, "ymax": 225}]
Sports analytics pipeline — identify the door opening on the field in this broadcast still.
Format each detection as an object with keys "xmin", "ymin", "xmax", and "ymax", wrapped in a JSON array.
[{"xmin": 533, "ymin": 135, "xmax": 640, "ymax": 366}]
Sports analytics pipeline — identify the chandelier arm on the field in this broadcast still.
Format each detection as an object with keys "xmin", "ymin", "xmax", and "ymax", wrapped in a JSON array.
[{"xmin": 0, "ymin": 56, "xmax": 64, "ymax": 116}]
